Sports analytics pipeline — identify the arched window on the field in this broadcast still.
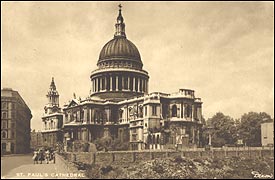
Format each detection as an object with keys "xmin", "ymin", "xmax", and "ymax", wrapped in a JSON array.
[
  {"xmin": 172, "ymin": 105, "xmax": 177, "ymax": 117},
  {"xmin": 157, "ymin": 135, "xmax": 160, "ymax": 144},
  {"xmin": 51, "ymin": 120, "xmax": 53, "ymax": 129}
]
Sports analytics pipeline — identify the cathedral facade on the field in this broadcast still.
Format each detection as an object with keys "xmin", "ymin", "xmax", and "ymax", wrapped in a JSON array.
[{"xmin": 43, "ymin": 6, "xmax": 203, "ymax": 151}]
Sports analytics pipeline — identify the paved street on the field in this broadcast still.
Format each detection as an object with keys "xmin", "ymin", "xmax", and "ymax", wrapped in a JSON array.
[{"xmin": 1, "ymin": 154, "xmax": 86, "ymax": 179}]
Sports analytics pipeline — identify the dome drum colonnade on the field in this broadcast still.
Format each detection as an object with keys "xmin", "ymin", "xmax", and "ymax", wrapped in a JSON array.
[
  {"xmin": 91, "ymin": 71, "xmax": 148, "ymax": 94},
  {"xmin": 90, "ymin": 5, "xmax": 149, "ymax": 100}
]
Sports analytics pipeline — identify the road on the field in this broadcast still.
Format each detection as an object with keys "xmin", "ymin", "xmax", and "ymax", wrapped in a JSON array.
[{"xmin": 1, "ymin": 154, "xmax": 86, "ymax": 179}]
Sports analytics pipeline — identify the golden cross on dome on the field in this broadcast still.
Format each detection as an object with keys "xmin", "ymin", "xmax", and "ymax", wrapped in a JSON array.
[{"xmin": 118, "ymin": 4, "xmax": 122, "ymax": 10}]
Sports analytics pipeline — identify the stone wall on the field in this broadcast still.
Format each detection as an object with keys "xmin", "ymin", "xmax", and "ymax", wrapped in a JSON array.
[{"xmin": 62, "ymin": 147, "xmax": 274, "ymax": 165}]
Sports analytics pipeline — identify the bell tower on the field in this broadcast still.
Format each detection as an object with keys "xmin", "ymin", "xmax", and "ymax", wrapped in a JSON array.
[{"xmin": 44, "ymin": 77, "xmax": 61, "ymax": 114}]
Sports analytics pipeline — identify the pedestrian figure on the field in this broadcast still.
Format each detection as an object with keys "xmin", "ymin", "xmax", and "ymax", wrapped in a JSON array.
[
  {"xmin": 52, "ymin": 150, "xmax": 56, "ymax": 164},
  {"xmin": 38, "ymin": 148, "xmax": 44, "ymax": 164},
  {"xmin": 32, "ymin": 149, "xmax": 38, "ymax": 164},
  {"xmin": 45, "ymin": 149, "xmax": 50, "ymax": 164}
]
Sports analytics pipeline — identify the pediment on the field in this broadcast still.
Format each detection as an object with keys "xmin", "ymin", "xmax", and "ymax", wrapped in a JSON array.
[{"xmin": 67, "ymin": 99, "xmax": 79, "ymax": 108}]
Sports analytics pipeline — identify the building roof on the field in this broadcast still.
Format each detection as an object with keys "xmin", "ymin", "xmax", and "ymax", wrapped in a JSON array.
[
  {"xmin": 1, "ymin": 88, "xmax": 32, "ymax": 115},
  {"xmin": 261, "ymin": 118, "xmax": 274, "ymax": 124},
  {"xmin": 98, "ymin": 37, "xmax": 142, "ymax": 63}
]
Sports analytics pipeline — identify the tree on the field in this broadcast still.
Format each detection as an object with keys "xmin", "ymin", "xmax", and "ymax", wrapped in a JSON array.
[
  {"xmin": 238, "ymin": 112, "xmax": 271, "ymax": 147},
  {"xmin": 201, "ymin": 116, "xmax": 206, "ymax": 125},
  {"xmin": 94, "ymin": 136, "xmax": 129, "ymax": 151},
  {"xmin": 206, "ymin": 112, "xmax": 237, "ymax": 147}
]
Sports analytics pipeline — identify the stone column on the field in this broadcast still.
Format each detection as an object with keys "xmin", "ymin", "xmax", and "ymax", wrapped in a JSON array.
[
  {"xmin": 128, "ymin": 76, "xmax": 130, "ymax": 90},
  {"xmin": 93, "ymin": 79, "xmax": 95, "ymax": 92},
  {"xmin": 92, "ymin": 79, "xmax": 94, "ymax": 92},
  {"xmin": 122, "ymin": 76, "xmax": 124, "ymax": 90},
  {"xmin": 116, "ymin": 75, "xmax": 119, "ymax": 91},
  {"xmin": 133, "ymin": 77, "xmax": 136, "ymax": 91},
  {"xmin": 84, "ymin": 108, "xmax": 87, "ymax": 123},
  {"xmin": 110, "ymin": 75, "xmax": 113, "ymax": 91},
  {"xmin": 141, "ymin": 79, "xmax": 144, "ymax": 92},
  {"xmin": 192, "ymin": 105, "xmax": 194, "ymax": 120},
  {"xmin": 145, "ymin": 80, "xmax": 148, "ymax": 93},
  {"xmin": 137, "ymin": 78, "xmax": 140, "ymax": 92},
  {"xmin": 96, "ymin": 78, "xmax": 98, "ymax": 92},
  {"xmin": 208, "ymin": 133, "xmax": 212, "ymax": 146},
  {"xmin": 96, "ymin": 78, "xmax": 99, "ymax": 92},
  {"xmin": 180, "ymin": 102, "xmax": 183, "ymax": 118},
  {"xmin": 89, "ymin": 108, "xmax": 92, "ymax": 124},
  {"xmin": 145, "ymin": 79, "xmax": 147, "ymax": 93},
  {"xmin": 104, "ymin": 76, "xmax": 107, "ymax": 91},
  {"xmin": 193, "ymin": 128, "xmax": 195, "ymax": 144},
  {"xmin": 93, "ymin": 79, "xmax": 96, "ymax": 92},
  {"xmin": 100, "ymin": 77, "xmax": 103, "ymax": 91}
]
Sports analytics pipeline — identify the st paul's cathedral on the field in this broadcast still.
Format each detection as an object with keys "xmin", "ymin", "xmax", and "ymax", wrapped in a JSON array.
[{"xmin": 41, "ymin": 5, "xmax": 203, "ymax": 151}]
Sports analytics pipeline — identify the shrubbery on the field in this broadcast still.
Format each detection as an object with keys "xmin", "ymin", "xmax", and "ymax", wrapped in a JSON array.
[{"xmin": 94, "ymin": 137, "xmax": 129, "ymax": 151}]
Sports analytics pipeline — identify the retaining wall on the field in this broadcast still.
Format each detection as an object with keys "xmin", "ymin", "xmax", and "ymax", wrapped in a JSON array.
[{"xmin": 63, "ymin": 147, "xmax": 274, "ymax": 165}]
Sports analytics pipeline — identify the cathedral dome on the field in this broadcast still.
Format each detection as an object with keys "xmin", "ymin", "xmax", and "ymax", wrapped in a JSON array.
[
  {"xmin": 97, "ymin": 5, "xmax": 143, "ymax": 69},
  {"xmin": 98, "ymin": 37, "xmax": 141, "ymax": 63},
  {"xmin": 90, "ymin": 5, "xmax": 149, "ymax": 101}
]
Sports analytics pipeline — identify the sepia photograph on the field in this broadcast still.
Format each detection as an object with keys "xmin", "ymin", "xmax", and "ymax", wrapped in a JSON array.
[{"xmin": 1, "ymin": 1, "xmax": 274, "ymax": 179}]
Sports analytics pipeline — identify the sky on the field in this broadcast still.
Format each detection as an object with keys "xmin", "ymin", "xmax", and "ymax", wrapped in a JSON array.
[{"xmin": 1, "ymin": 1, "xmax": 274, "ymax": 130}]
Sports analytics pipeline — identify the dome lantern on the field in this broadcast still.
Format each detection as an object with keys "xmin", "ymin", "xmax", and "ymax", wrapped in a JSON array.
[{"xmin": 114, "ymin": 4, "xmax": 126, "ymax": 38}]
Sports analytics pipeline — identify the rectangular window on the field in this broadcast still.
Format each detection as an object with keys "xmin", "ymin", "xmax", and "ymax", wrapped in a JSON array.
[
  {"xmin": 145, "ymin": 106, "xmax": 147, "ymax": 116},
  {"xmin": 2, "ymin": 112, "xmax": 7, "ymax": 119},
  {"xmin": 2, "ymin": 121, "xmax": 7, "ymax": 129},
  {"xmin": 11, "ymin": 131, "xmax": 15, "ymax": 138},
  {"xmin": 80, "ymin": 110, "xmax": 84, "ymax": 121},
  {"xmin": 132, "ymin": 134, "xmax": 137, "ymax": 141},
  {"xmin": 152, "ymin": 105, "xmax": 157, "ymax": 116}
]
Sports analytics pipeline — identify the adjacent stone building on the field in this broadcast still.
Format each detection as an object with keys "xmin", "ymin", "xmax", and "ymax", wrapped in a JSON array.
[
  {"xmin": 261, "ymin": 119, "xmax": 274, "ymax": 147},
  {"xmin": 1, "ymin": 88, "xmax": 32, "ymax": 154},
  {"xmin": 60, "ymin": 6, "xmax": 203, "ymax": 151},
  {"xmin": 41, "ymin": 78, "xmax": 63, "ymax": 148},
  {"xmin": 30, "ymin": 130, "xmax": 43, "ymax": 150}
]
